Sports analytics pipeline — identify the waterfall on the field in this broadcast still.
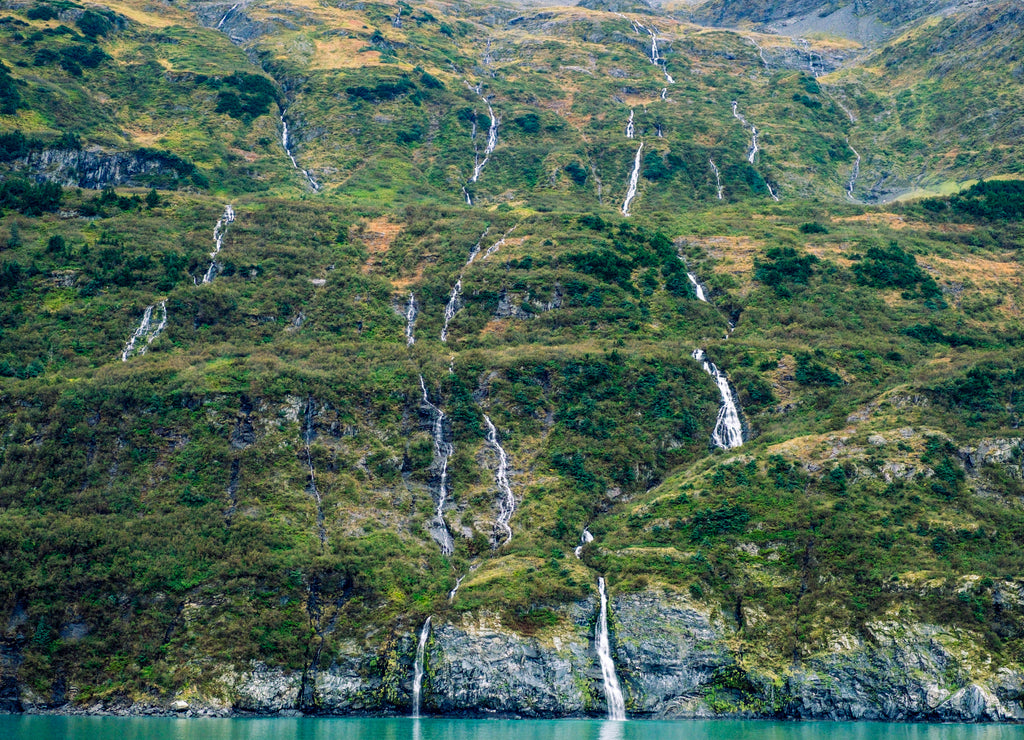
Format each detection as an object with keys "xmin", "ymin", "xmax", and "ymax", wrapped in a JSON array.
[
  {"xmin": 441, "ymin": 279, "xmax": 462, "ymax": 344},
  {"xmin": 709, "ymin": 159, "xmax": 723, "ymax": 200},
  {"xmin": 470, "ymin": 100, "xmax": 499, "ymax": 183},
  {"xmin": 405, "ymin": 292, "xmax": 418, "ymax": 347},
  {"xmin": 419, "ymin": 376, "xmax": 455, "ymax": 555},
  {"xmin": 574, "ymin": 527, "xmax": 594, "ymax": 559},
  {"xmin": 483, "ymin": 414, "xmax": 515, "ymax": 547},
  {"xmin": 687, "ymin": 273, "xmax": 707, "ymax": 302},
  {"xmin": 482, "ymin": 224, "xmax": 515, "ymax": 260},
  {"xmin": 766, "ymin": 182, "xmax": 781, "ymax": 202},
  {"xmin": 596, "ymin": 578, "xmax": 626, "ymax": 721},
  {"xmin": 202, "ymin": 204, "xmax": 235, "ymax": 284},
  {"xmin": 621, "ymin": 142, "xmax": 644, "ymax": 217},
  {"xmin": 280, "ymin": 114, "xmax": 321, "ymax": 191},
  {"xmin": 731, "ymin": 102, "xmax": 759, "ymax": 164},
  {"xmin": 625, "ymin": 110, "xmax": 635, "ymax": 139},
  {"xmin": 216, "ymin": 2, "xmax": 240, "ymax": 29},
  {"xmin": 448, "ymin": 576, "xmax": 465, "ymax": 603},
  {"xmin": 120, "ymin": 300, "xmax": 168, "ymax": 361},
  {"xmin": 412, "ymin": 617, "xmax": 431, "ymax": 718},
  {"xmin": 799, "ymin": 38, "xmax": 819, "ymax": 78},
  {"xmin": 846, "ymin": 139, "xmax": 861, "ymax": 200},
  {"xmin": 692, "ymin": 349, "xmax": 745, "ymax": 450},
  {"xmin": 438, "ymin": 227, "xmax": 489, "ymax": 343},
  {"xmin": 747, "ymin": 37, "xmax": 769, "ymax": 69},
  {"xmin": 661, "ymin": 88, "xmax": 667, "ymax": 101}
]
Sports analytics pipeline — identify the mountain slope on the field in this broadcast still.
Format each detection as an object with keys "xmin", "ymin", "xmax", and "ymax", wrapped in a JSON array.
[{"xmin": 0, "ymin": 0, "xmax": 1023, "ymax": 721}]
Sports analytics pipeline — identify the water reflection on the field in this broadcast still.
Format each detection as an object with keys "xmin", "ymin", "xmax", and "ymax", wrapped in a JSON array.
[{"xmin": 3, "ymin": 716, "xmax": 1023, "ymax": 740}]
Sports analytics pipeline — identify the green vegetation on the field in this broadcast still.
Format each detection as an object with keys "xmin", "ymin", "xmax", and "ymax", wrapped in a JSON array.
[{"xmin": 0, "ymin": 0, "xmax": 1022, "ymax": 710}]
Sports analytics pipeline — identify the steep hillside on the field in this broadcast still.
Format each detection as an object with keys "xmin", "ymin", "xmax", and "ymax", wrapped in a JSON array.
[{"xmin": 0, "ymin": 0, "xmax": 1023, "ymax": 722}]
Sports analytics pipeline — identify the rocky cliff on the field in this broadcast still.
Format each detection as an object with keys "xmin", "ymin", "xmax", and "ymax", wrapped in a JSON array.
[{"xmin": 11, "ymin": 588, "xmax": 1021, "ymax": 721}]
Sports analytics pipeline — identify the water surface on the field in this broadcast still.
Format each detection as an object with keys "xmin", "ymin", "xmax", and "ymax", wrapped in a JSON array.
[{"xmin": 2, "ymin": 716, "xmax": 1022, "ymax": 740}]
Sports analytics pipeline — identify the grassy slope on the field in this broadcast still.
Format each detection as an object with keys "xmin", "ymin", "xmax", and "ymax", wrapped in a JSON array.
[{"xmin": 0, "ymin": 0, "xmax": 1021, "ymax": 705}]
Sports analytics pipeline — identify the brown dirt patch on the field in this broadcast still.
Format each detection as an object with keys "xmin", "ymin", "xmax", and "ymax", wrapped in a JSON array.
[{"xmin": 359, "ymin": 218, "xmax": 403, "ymax": 275}]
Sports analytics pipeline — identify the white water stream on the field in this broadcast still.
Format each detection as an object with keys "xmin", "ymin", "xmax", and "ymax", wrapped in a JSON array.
[
  {"xmin": 281, "ymin": 115, "xmax": 320, "ymax": 191},
  {"xmin": 687, "ymin": 273, "xmax": 707, "ymax": 302},
  {"xmin": 574, "ymin": 528, "xmax": 594, "ymax": 559},
  {"xmin": 846, "ymin": 138, "xmax": 861, "ymax": 200},
  {"xmin": 202, "ymin": 204, "xmax": 235, "ymax": 284},
  {"xmin": 621, "ymin": 142, "xmax": 644, "ymax": 217},
  {"xmin": 216, "ymin": 2, "xmax": 240, "ymax": 30},
  {"xmin": 419, "ymin": 376, "xmax": 455, "ymax": 556},
  {"xmin": 448, "ymin": 576, "xmax": 465, "ymax": 603},
  {"xmin": 470, "ymin": 100, "xmax": 499, "ymax": 183},
  {"xmin": 441, "ymin": 228, "xmax": 490, "ymax": 342},
  {"xmin": 120, "ymin": 300, "xmax": 168, "ymax": 361},
  {"xmin": 405, "ymin": 292, "xmax": 418, "ymax": 347},
  {"xmin": 747, "ymin": 37, "xmax": 769, "ymax": 69},
  {"xmin": 412, "ymin": 617, "xmax": 431, "ymax": 717},
  {"xmin": 692, "ymin": 349, "xmax": 744, "ymax": 450},
  {"xmin": 483, "ymin": 414, "xmax": 515, "ymax": 547},
  {"xmin": 625, "ymin": 110, "xmax": 635, "ymax": 139},
  {"xmin": 731, "ymin": 101, "xmax": 759, "ymax": 164},
  {"xmin": 709, "ymin": 159, "xmax": 723, "ymax": 200},
  {"xmin": 596, "ymin": 577, "xmax": 626, "ymax": 721}
]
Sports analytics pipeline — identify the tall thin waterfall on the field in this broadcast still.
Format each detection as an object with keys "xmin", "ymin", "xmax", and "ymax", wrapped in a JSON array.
[
  {"xmin": 625, "ymin": 110, "xmax": 635, "ymax": 139},
  {"xmin": 731, "ymin": 102, "xmax": 759, "ymax": 164},
  {"xmin": 692, "ymin": 349, "xmax": 745, "ymax": 449},
  {"xmin": 216, "ymin": 2, "xmax": 240, "ymax": 29},
  {"xmin": 120, "ymin": 300, "xmax": 168, "ymax": 361},
  {"xmin": 405, "ymin": 292, "xmax": 418, "ymax": 346},
  {"xmin": 596, "ymin": 578, "xmax": 626, "ymax": 721},
  {"xmin": 846, "ymin": 138, "xmax": 861, "ymax": 200},
  {"xmin": 687, "ymin": 273, "xmax": 707, "ymax": 303},
  {"xmin": 441, "ymin": 228, "xmax": 493, "ymax": 342},
  {"xmin": 412, "ymin": 617, "xmax": 431, "ymax": 717},
  {"xmin": 469, "ymin": 95, "xmax": 499, "ymax": 184},
  {"xmin": 709, "ymin": 159, "xmax": 724, "ymax": 200},
  {"xmin": 483, "ymin": 414, "xmax": 514, "ymax": 546},
  {"xmin": 202, "ymin": 205, "xmax": 235, "ymax": 284},
  {"xmin": 419, "ymin": 376, "xmax": 455, "ymax": 555},
  {"xmin": 281, "ymin": 114, "xmax": 320, "ymax": 191},
  {"xmin": 621, "ymin": 142, "xmax": 644, "ymax": 217}
]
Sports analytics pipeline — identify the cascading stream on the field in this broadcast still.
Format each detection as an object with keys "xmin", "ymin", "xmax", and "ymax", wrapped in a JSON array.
[
  {"xmin": 405, "ymin": 292, "xmax": 418, "ymax": 347},
  {"xmin": 483, "ymin": 414, "xmax": 515, "ymax": 547},
  {"xmin": 281, "ymin": 114, "xmax": 320, "ymax": 191},
  {"xmin": 731, "ymin": 101, "xmax": 759, "ymax": 164},
  {"xmin": 441, "ymin": 228, "xmax": 490, "ymax": 343},
  {"xmin": 470, "ymin": 99, "xmax": 499, "ymax": 184},
  {"xmin": 747, "ymin": 37, "xmax": 769, "ymax": 69},
  {"xmin": 216, "ymin": 2, "xmax": 240, "ymax": 29},
  {"xmin": 574, "ymin": 528, "xmax": 594, "ymax": 559},
  {"xmin": 687, "ymin": 273, "xmax": 707, "ymax": 303},
  {"xmin": 625, "ymin": 110, "xmax": 635, "ymax": 139},
  {"xmin": 412, "ymin": 617, "xmax": 431, "ymax": 718},
  {"xmin": 202, "ymin": 204, "xmax": 235, "ymax": 284},
  {"xmin": 621, "ymin": 142, "xmax": 644, "ymax": 217},
  {"xmin": 448, "ymin": 576, "xmax": 465, "ymax": 603},
  {"xmin": 419, "ymin": 376, "xmax": 455, "ymax": 556},
  {"xmin": 596, "ymin": 577, "xmax": 626, "ymax": 721},
  {"xmin": 847, "ymin": 139, "xmax": 861, "ymax": 200},
  {"xmin": 692, "ymin": 349, "xmax": 745, "ymax": 450},
  {"xmin": 120, "ymin": 300, "xmax": 168, "ymax": 361},
  {"xmin": 709, "ymin": 159, "xmax": 724, "ymax": 200}
]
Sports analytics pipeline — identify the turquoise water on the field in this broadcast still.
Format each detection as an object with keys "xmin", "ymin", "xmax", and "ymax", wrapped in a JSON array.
[{"xmin": 2, "ymin": 717, "xmax": 1023, "ymax": 740}]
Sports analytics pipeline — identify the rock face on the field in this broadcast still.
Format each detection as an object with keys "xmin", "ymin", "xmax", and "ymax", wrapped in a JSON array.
[
  {"xmin": 6, "ymin": 588, "xmax": 1024, "ymax": 719},
  {"xmin": 11, "ymin": 148, "xmax": 195, "ymax": 190},
  {"xmin": 206, "ymin": 588, "xmax": 1024, "ymax": 720}
]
